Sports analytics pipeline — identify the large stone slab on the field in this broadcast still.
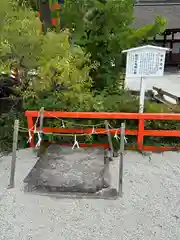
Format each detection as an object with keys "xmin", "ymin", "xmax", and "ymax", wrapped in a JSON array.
[{"xmin": 24, "ymin": 145, "xmax": 111, "ymax": 194}]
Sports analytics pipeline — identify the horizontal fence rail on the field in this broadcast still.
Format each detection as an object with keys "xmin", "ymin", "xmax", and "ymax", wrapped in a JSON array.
[{"xmin": 25, "ymin": 111, "xmax": 180, "ymax": 152}]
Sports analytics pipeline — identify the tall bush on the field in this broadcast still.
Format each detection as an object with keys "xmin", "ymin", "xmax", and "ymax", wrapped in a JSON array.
[
  {"xmin": 0, "ymin": 0, "xmax": 96, "ymax": 152},
  {"xmin": 61, "ymin": 0, "xmax": 167, "ymax": 90}
]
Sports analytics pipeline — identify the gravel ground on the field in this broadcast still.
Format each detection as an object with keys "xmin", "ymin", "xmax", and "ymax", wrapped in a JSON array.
[
  {"xmin": 0, "ymin": 149, "xmax": 180, "ymax": 240},
  {"xmin": 125, "ymin": 72, "xmax": 180, "ymax": 104}
]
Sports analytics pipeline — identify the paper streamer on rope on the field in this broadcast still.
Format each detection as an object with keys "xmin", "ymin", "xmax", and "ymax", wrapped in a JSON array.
[
  {"xmin": 24, "ymin": 108, "xmax": 42, "ymax": 144},
  {"xmin": 61, "ymin": 120, "xmax": 65, "ymax": 128},
  {"xmin": 114, "ymin": 129, "xmax": 128, "ymax": 143},
  {"xmin": 72, "ymin": 135, "xmax": 79, "ymax": 149},
  {"xmin": 27, "ymin": 130, "xmax": 32, "ymax": 143},
  {"xmin": 91, "ymin": 125, "xmax": 96, "ymax": 134},
  {"xmin": 114, "ymin": 130, "xmax": 120, "ymax": 141},
  {"xmin": 36, "ymin": 132, "xmax": 42, "ymax": 148}
]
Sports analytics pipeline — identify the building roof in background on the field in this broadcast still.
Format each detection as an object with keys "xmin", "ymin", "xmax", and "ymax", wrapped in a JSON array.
[
  {"xmin": 135, "ymin": 0, "xmax": 180, "ymax": 4},
  {"xmin": 133, "ymin": 3, "xmax": 180, "ymax": 29}
]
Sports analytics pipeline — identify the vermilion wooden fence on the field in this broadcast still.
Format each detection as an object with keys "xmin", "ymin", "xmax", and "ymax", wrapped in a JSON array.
[{"xmin": 25, "ymin": 111, "xmax": 180, "ymax": 152}]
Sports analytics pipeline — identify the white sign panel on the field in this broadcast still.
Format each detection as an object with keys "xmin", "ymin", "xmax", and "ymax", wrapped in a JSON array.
[
  {"xmin": 123, "ymin": 45, "xmax": 169, "ymax": 78},
  {"xmin": 122, "ymin": 45, "xmax": 170, "ymax": 113}
]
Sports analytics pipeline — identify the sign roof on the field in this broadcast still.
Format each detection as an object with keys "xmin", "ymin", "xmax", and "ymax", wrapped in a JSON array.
[{"xmin": 122, "ymin": 45, "xmax": 170, "ymax": 53}]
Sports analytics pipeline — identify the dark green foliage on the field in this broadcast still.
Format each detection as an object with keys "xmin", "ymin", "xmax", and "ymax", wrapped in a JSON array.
[
  {"xmin": 0, "ymin": 111, "xmax": 27, "ymax": 153},
  {"xmin": 61, "ymin": 0, "xmax": 167, "ymax": 90}
]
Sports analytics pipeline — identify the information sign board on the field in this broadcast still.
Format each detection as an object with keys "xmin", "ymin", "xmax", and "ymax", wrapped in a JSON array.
[{"xmin": 122, "ymin": 45, "xmax": 169, "ymax": 78}]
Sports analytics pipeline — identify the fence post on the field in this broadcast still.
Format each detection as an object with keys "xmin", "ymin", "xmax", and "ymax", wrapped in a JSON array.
[
  {"xmin": 8, "ymin": 119, "xmax": 19, "ymax": 189},
  {"xmin": 105, "ymin": 120, "xmax": 114, "ymax": 157},
  {"xmin": 27, "ymin": 116, "xmax": 35, "ymax": 148},
  {"xmin": 39, "ymin": 107, "xmax": 44, "ymax": 138},
  {"xmin": 118, "ymin": 122, "xmax": 125, "ymax": 197},
  {"xmin": 137, "ymin": 118, "xmax": 144, "ymax": 151}
]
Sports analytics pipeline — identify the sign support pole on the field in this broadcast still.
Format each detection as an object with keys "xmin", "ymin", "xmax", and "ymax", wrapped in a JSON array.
[{"xmin": 139, "ymin": 76, "xmax": 145, "ymax": 113}]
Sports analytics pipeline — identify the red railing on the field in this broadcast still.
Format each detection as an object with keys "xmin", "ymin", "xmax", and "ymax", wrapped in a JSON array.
[{"xmin": 25, "ymin": 111, "xmax": 180, "ymax": 152}]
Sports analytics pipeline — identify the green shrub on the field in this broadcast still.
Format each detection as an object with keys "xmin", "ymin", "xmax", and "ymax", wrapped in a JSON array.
[{"xmin": 0, "ymin": 111, "xmax": 27, "ymax": 153}]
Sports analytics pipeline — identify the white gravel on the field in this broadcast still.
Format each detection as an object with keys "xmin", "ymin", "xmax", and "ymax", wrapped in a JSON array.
[
  {"xmin": 125, "ymin": 72, "xmax": 180, "ymax": 94},
  {"xmin": 0, "ymin": 149, "xmax": 180, "ymax": 240},
  {"xmin": 125, "ymin": 72, "xmax": 180, "ymax": 104}
]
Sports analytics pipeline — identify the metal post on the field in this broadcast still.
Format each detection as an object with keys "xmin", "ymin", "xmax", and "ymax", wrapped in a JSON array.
[
  {"xmin": 118, "ymin": 122, "xmax": 125, "ymax": 197},
  {"xmin": 105, "ymin": 120, "xmax": 114, "ymax": 157},
  {"xmin": 8, "ymin": 119, "xmax": 19, "ymax": 189}
]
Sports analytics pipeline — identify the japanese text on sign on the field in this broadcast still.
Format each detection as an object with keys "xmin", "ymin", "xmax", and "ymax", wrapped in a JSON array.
[{"xmin": 126, "ymin": 50, "xmax": 166, "ymax": 77}]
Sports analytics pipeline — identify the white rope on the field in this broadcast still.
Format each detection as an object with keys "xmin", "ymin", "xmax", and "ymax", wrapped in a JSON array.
[
  {"xmin": 20, "ymin": 111, "xmax": 129, "ymax": 149},
  {"xmin": 46, "ymin": 111, "xmax": 105, "ymax": 127}
]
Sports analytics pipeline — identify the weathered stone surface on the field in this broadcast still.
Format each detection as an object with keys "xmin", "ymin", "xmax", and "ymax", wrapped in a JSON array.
[{"xmin": 24, "ymin": 145, "xmax": 111, "ymax": 193}]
